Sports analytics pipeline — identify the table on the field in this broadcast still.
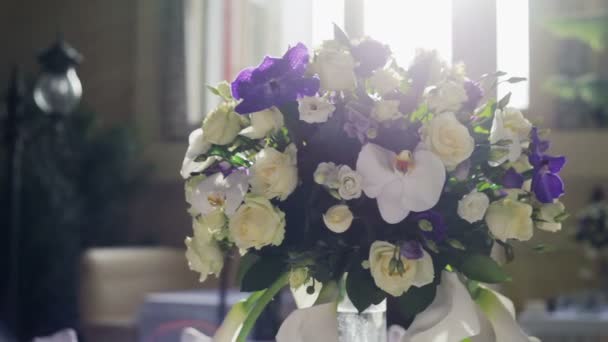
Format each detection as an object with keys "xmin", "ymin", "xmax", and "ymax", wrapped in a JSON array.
[{"xmin": 519, "ymin": 309, "xmax": 608, "ymax": 342}]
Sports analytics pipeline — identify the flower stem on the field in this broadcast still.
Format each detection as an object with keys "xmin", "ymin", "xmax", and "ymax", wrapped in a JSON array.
[{"xmin": 236, "ymin": 272, "xmax": 289, "ymax": 342}]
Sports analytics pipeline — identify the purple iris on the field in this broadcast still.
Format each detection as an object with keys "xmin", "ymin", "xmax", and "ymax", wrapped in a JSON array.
[
  {"xmin": 231, "ymin": 43, "xmax": 320, "ymax": 114},
  {"xmin": 400, "ymin": 240, "xmax": 423, "ymax": 260},
  {"xmin": 528, "ymin": 128, "xmax": 566, "ymax": 203},
  {"xmin": 462, "ymin": 79, "xmax": 484, "ymax": 112},
  {"xmin": 351, "ymin": 39, "xmax": 391, "ymax": 77},
  {"xmin": 411, "ymin": 210, "xmax": 447, "ymax": 242},
  {"xmin": 503, "ymin": 168, "xmax": 524, "ymax": 189}
]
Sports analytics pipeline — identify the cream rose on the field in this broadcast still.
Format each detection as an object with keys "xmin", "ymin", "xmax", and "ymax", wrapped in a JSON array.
[
  {"xmin": 368, "ymin": 241, "xmax": 434, "ymax": 297},
  {"xmin": 311, "ymin": 42, "xmax": 356, "ymax": 91},
  {"xmin": 229, "ymin": 195, "xmax": 286, "ymax": 250},
  {"xmin": 202, "ymin": 102, "xmax": 242, "ymax": 145},
  {"xmin": 200, "ymin": 209, "xmax": 229, "ymax": 240},
  {"xmin": 457, "ymin": 191, "xmax": 490, "ymax": 223},
  {"xmin": 489, "ymin": 108, "xmax": 532, "ymax": 166},
  {"xmin": 250, "ymin": 144, "xmax": 298, "ymax": 201},
  {"xmin": 313, "ymin": 162, "xmax": 340, "ymax": 188},
  {"xmin": 369, "ymin": 68, "xmax": 402, "ymax": 95},
  {"xmin": 239, "ymin": 107, "xmax": 284, "ymax": 139},
  {"xmin": 426, "ymin": 80, "xmax": 467, "ymax": 113},
  {"xmin": 485, "ymin": 191, "xmax": 534, "ymax": 242},
  {"xmin": 337, "ymin": 165, "xmax": 362, "ymax": 200},
  {"xmin": 423, "ymin": 112, "xmax": 475, "ymax": 169},
  {"xmin": 372, "ymin": 100, "xmax": 401, "ymax": 122},
  {"xmin": 298, "ymin": 96, "xmax": 336, "ymax": 124},
  {"xmin": 323, "ymin": 204, "xmax": 354, "ymax": 233},
  {"xmin": 185, "ymin": 218, "xmax": 224, "ymax": 282},
  {"xmin": 536, "ymin": 201, "xmax": 565, "ymax": 232}
]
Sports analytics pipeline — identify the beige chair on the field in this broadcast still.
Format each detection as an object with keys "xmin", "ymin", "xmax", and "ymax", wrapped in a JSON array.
[{"xmin": 79, "ymin": 247, "xmax": 200, "ymax": 342}]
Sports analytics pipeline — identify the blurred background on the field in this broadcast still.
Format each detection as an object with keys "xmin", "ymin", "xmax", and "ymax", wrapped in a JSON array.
[{"xmin": 1, "ymin": 0, "xmax": 607, "ymax": 341}]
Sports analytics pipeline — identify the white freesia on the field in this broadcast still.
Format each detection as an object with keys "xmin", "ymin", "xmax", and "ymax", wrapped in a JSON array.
[
  {"xmin": 276, "ymin": 302, "xmax": 339, "ymax": 342},
  {"xmin": 356, "ymin": 143, "xmax": 446, "ymax": 224},
  {"xmin": 180, "ymin": 128, "xmax": 212, "ymax": 179},
  {"xmin": 485, "ymin": 190, "xmax": 534, "ymax": 242},
  {"xmin": 426, "ymin": 80, "xmax": 467, "ymax": 113},
  {"xmin": 185, "ymin": 218, "xmax": 224, "ymax": 282},
  {"xmin": 33, "ymin": 329, "xmax": 78, "ymax": 342},
  {"xmin": 314, "ymin": 162, "xmax": 340, "ymax": 188},
  {"xmin": 489, "ymin": 108, "xmax": 532, "ymax": 166},
  {"xmin": 188, "ymin": 170, "xmax": 249, "ymax": 217},
  {"xmin": 369, "ymin": 68, "xmax": 402, "ymax": 95},
  {"xmin": 311, "ymin": 42, "xmax": 357, "ymax": 91},
  {"xmin": 239, "ymin": 107, "xmax": 284, "ymax": 139},
  {"xmin": 323, "ymin": 204, "xmax": 354, "ymax": 233},
  {"xmin": 372, "ymin": 99, "xmax": 401, "ymax": 122},
  {"xmin": 402, "ymin": 272, "xmax": 480, "ymax": 342},
  {"xmin": 229, "ymin": 195, "xmax": 286, "ymax": 250},
  {"xmin": 298, "ymin": 96, "xmax": 336, "ymax": 123},
  {"xmin": 202, "ymin": 101, "xmax": 242, "ymax": 145},
  {"xmin": 250, "ymin": 144, "xmax": 298, "ymax": 201},
  {"xmin": 457, "ymin": 191, "xmax": 490, "ymax": 223},
  {"xmin": 422, "ymin": 112, "xmax": 475, "ymax": 169},
  {"xmin": 368, "ymin": 241, "xmax": 434, "ymax": 297},
  {"xmin": 337, "ymin": 165, "xmax": 362, "ymax": 199},
  {"xmin": 536, "ymin": 201, "xmax": 565, "ymax": 232}
]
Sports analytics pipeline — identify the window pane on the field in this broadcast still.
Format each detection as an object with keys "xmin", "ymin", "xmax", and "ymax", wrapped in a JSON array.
[
  {"xmin": 364, "ymin": 0, "xmax": 452, "ymax": 66},
  {"xmin": 497, "ymin": 0, "xmax": 530, "ymax": 109},
  {"xmin": 312, "ymin": 0, "xmax": 345, "ymax": 46}
]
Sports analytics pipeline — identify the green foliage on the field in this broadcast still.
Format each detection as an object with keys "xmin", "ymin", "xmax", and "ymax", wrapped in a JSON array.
[
  {"xmin": 397, "ymin": 282, "xmax": 437, "ymax": 320},
  {"xmin": 458, "ymin": 254, "xmax": 511, "ymax": 283},
  {"xmin": 240, "ymin": 256, "xmax": 286, "ymax": 292},
  {"xmin": 544, "ymin": 14, "xmax": 608, "ymax": 51},
  {"xmin": 544, "ymin": 74, "xmax": 608, "ymax": 111},
  {"xmin": 333, "ymin": 23, "xmax": 351, "ymax": 47},
  {"xmin": 345, "ymin": 264, "xmax": 385, "ymax": 313}
]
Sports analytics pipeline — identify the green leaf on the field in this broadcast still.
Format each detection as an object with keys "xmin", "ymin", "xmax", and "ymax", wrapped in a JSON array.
[
  {"xmin": 206, "ymin": 85, "xmax": 220, "ymax": 96},
  {"xmin": 554, "ymin": 212, "xmax": 570, "ymax": 222},
  {"xmin": 497, "ymin": 92, "xmax": 512, "ymax": 110},
  {"xmin": 410, "ymin": 103, "xmax": 430, "ymax": 122},
  {"xmin": 397, "ymin": 283, "xmax": 437, "ymax": 320},
  {"xmin": 476, "ymin": 100, "xmax": 496, "ymax": 119},
  {"xmin": 532, "ymin": 244, "xmax": 556, "ymax": 253},
  {"xmin": 346, "ymin": 265, "xmax": 386, "ymax": 313},
  {"xmin": 237, "ymin": 253, "xmax": 260, "ymax": 286},
  {"xmin": 459, "ymin": 254, "xmax": 511, "ymax": 284},
  {"xmin": 476, "ymin": 181, "xmax": 501, "ymax": 192},
  {"xmin": 507, "ymin": 77, "xmax": 527, "ymax": 84},
  {"xmin": 240, "ymin": 256, "xmax": 286, "ymax": 292},
  {"xmin": 217, "ymin": 81, "xmax": 233, "ymax": 100},
  {"xmin": 544, "ymin": 14, "xmax": 608, "ymax": 51},
  {"xmin": 474, "ymin": 126, "xmax": 490, "ymax": 134},
  {"xmin": 333, "ymin": 23, "xmax": 351, "ymax": 47}
]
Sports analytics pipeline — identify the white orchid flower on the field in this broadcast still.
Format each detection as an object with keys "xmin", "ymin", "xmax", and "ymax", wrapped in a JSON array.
[
  {"xmin": 356, "ymin": 143, "xmax": 446, "ymax": 224},
  {"xmin": 180, "ymin": 128, "xmax": 213, "ymax": 179},
  {"xmin": 489, "ymin": 108, "xmax": 532, "ymax": 166},
  {"xmin": 188, "ymin": 170, "xmax": 248, "ymax": 217},
  {"xmin": 33, "ymin": 329, "xmax": 78, "ymax": 342},
  {"xmin": 402, "ymin": 271, "xmax": 480, "ymax": 342},
  {"xmin": 276, "ymin": 302, "xmax": 339, "ymax": 342},
  {"xmin": 179, "ymin": 301, "xmax": 248, "ymax": 342}
]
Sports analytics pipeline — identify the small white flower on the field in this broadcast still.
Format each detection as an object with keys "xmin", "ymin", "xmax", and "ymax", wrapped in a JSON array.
[
  {"xmin": 356, "ymin": 143, "xmax": 446, "ymax": 224},
  {"xmin": 422, "ymin": 112, "xmax": 475, "ymax": 170},
  {"xmin": 239, "ymin": 107, "xmax": 284, "ymax": 139},
  {"xmin": 457, "ymin": 191, "xmax": 490, "ymax": 223},
  {"xmin": 202, "ymin": 102, "xmax": 242, "ymax": 145},
  {"xmin": 536, "ymin": 201, "xmax": 565, "ymax": 232},
  {"xmin": 180, "ymin": 128, "xmax": 213, "ymax": 179},
  {"xmin": 485, "ymin": 190, "xmax": 534, "ymax": 242},
  {"xmin": 368, "ymin": 241, "xmax": 434, "ymax": 297},
  {"xmin": 426, "ymin": 80, "xmax": 467, "ymax": 113},
  {"xmin": 489, "ymin": 108, "xmax": 532, "ymax": 166},
  {"xmin": 298, "ymin": 96, "xmax": 336, "ymax": 124},
  {"xmin": 337, "ymin": 165, "xmax": 362, "ymax": 200},
  {"xmin": 369, "ymin": 68, "xmax": 402, "ymax": 95},
  {"xmin": 185, "ymin": 218, "xmax": 224, "ymax": 282},
  {"xmin": 313, "ymin": 162, "xmax": 340, "ymax": 188},
  {"xmin": 250, "ymin": 144, "xmax": 298, "ymax": 201},
  {"xmin": 372, "ymin": 99, "xmax": 401, "ymax": 122},
  {"xmin": 188, "ymin": 170, "xmax": 249, "ymax": 217},
  {"xmin": 310, "ymin": 42, "xmax": 357, "ymax": 91},
  {"xmin": 323, "ymin": 204, "xmax": 354, "ymax": 233},
  {"xmin": 229, "ymin": 195, "xmax": 286, "ymax": 250}
]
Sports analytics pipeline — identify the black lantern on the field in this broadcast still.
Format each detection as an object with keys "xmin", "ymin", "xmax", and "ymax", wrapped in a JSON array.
[{"xmin": 33, "ymin": 39, "xmax": 83, "ymax": 115}]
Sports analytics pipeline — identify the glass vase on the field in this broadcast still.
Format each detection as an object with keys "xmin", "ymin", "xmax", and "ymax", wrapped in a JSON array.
[{"xmin": 337, "ymin": 293, "xmax": 387, "ymax": 342}]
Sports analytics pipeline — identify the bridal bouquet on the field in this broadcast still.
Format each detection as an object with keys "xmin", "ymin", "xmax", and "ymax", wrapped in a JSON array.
[{"xmin": 180, "ymin": 25, "xmax": 567, "ymax": 341}]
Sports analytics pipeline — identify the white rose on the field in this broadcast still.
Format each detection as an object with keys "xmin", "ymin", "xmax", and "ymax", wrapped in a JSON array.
[
  {"xmin": 298, "ymin": 96, "xmax": 336, "ymax": 124},
  {"xmin": 426, "ymin": 80, "xmax": 467, "ymax": 113},
  {"xmin": 185, "ymin": 218, "xmax": 224, "ymax": 282},
  {"xmin": 372, "ymin": 100, "xmax": 401, "ymax": 122},
  {"xmin": 485, "ymin": 191, "xmax": 534, "ymax": 242},
  {"xmin": 289, "ymin": 267, "xmax": 310, "ymax": 289},
  {"xmin": 239, "ymin": 107, "xmax": 284, "ymax": 139},
  {"xmin": 536, "ymin": 201, "xmax": 565, "ymax": 232},
  {"xmin": 337, "ymin": 165, "xmax": 362, "ymax": 200},
  {"xmin": 368, "ymin": 241, "xmax": 434, "ymax": 297},
  {"xmin": 323, "ymin": 204, "xmax": 354, "ymax": 233},
  {"xmin": 202, "ymin": 102, "xmax": 242, "ymax": 145},
  {"xmin": 369, "ymin": 69, "xmax": 402, "ymax": 95},
  {"xmin": 500, "ymin": 107, "xmax": 532, "ymax": 139},
  {"xmin": 489, "ymin": 108, "xmax": 532, "ymax": 166},
  {"xmin": 229, "ymin": 195, "xmax": 286, "ymax": 250},
  {"xmin": 311, "ymin": 42, "xmax": 357, "ymax": 91},
  {"xmin": 200, "ymin": 209, "xmax": 229, "ymax": 240},
  {"xmin": 250, "ymin": 144, "xmax": 298, "ymax": 201},
  {"xmin": 457, "ymin": 191, "xmax": 490, "ymax": 223},
  {"xmin": 423, "ymin": 112, "xmax": 475, "ymax": 169},
  {"xmin": 314, "ymin": 162, "xmax": 340, "ymax": 188}
]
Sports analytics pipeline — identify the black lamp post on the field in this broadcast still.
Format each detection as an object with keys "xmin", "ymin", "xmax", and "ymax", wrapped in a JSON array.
[{"xmin": 2, "ymin": 37, "xmax": 82, "ymax": 339}]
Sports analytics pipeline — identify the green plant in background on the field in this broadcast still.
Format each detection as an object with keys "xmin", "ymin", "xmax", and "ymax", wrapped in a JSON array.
[{"xmin": 543, "ymin": 13, "xmax": 608, "ymax": 128}]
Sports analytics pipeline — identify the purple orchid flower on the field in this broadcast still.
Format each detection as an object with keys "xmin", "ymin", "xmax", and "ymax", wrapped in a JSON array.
[
  {"xmin": 400, "ymin": 240, "xmax": 423, "ymax": 260},
  {"xmin": 462, "ymin": 79, "xmax": 484, "ymax": 112},
  {"xmin": 351, "ymin": 39, "xmax": 391, "ymax": 77},
  {"xmin": 528, "ymin": 127, "xmax": 566, "ymax": 203},
  {"xmin": 503, "ymin": 168, "xmax": 524, "ymax": 189},
  {"xmin": 411, "ymin": 210, "xmax": 447, "ymax": 242},
  {"xmin": 231, "ymin": 43, "xmax": 320, "ymax": 114}
]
